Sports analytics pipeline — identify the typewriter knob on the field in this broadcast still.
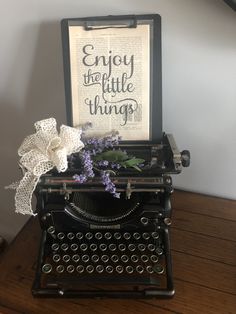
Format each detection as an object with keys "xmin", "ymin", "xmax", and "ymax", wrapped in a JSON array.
[{"xmin": 181, "ymin": 150, "xmax": 190, "ymax": 167}]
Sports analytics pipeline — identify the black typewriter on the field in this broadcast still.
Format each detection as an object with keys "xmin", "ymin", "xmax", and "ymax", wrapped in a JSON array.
[{"xmin": 32, "ymin": 14, "xmax": 190, "ymax": 298}]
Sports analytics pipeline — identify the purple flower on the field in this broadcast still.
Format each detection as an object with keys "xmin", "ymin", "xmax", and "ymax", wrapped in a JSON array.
[{"xmin": 100, "ymin": 171, "xmax": 120, "ymax": 198}]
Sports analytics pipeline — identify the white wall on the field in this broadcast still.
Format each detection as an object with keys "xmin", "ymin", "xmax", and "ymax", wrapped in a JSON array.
[{"xmin": 0, "ymin": 0, "xmax": 235, "ymax": 242}]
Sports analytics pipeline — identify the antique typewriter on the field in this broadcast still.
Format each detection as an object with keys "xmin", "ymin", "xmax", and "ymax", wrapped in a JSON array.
[{"xmin": 32, "ymin": 14, "xmax": 190, "ymax": 298}]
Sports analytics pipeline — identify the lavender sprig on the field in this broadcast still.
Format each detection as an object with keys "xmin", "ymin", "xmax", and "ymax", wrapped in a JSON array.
[{"xmin": 100, "ymin": 171, "xmax": 120, "ymax": 198}]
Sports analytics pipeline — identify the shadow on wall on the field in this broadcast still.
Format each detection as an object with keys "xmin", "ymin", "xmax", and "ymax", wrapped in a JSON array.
[{"xmin": 1, "ymin": 21, "xmax": 66, "ymax": 242}]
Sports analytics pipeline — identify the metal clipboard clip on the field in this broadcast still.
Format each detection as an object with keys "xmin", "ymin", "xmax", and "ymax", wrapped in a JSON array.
[{"xmin": 84, "ymin": 17, "xmax": 137, "ymax": 31}]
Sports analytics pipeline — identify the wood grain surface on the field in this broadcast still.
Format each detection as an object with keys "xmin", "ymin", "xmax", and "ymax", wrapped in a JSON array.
[{"xmin": 0, "ymin": 190, "xmax": 235, "ymax": 314}]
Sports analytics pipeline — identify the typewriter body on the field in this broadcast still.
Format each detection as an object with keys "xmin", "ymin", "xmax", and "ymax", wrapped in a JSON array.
[{"xmin": 32, "ymin": 14, "xmax": 190, "ymax": 298}]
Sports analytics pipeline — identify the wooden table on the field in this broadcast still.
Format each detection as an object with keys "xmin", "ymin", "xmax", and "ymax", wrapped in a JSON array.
[{"xmin": 0, "ymin": 190, "xmax": 235, "ymax": 314}]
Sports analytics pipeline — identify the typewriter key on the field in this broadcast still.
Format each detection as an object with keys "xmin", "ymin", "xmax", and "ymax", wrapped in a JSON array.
[
  {"xmin": 85, "ymin": 232, "xmax": 93, "ymax": 240},
  {"xmin": 76, "ymin": 232, "xmax": 83, "ymax": 240},
  {"xmin": 118, "ymin": 243, "xmax": 126, "ymax": 251},
  {"xmin": 131, "ymin": 255, "xmax": 139, "ymax": 263},
  {"xmin": 150, "ymin": 255, "xmax": 159, "ymax": 263},
  {"xmin": 71, "ymin": 243, "xmax": 78, "ymax": 251},
  {"xmin": 76, "ymin": 265, "xmax": 84, "ymax": 273},
  {"xmin": 91, "ymin": 255, "xmax": 99, "ymax": 263},
  {"xmin": 156, "ymin": 247, "xmax": 163, "ymax": 255},
  {"xmin": 90, "ymin": 243, "xmax": 98, "ymax": 251},
  {"xmin": 42, "ymin": 263, "xmax": 52, "ymax": 274},
  {"xmin": 57, "ymin": 232, "xmax": 65, "ymax": 240},
  {"xmin": 114, "ymin": 232, "xmax": 121, "ymax": 240},
  {"xmin": 121, "ymin": 255, "xmax": 129, "ymax": 263},
  {"xmin": 67, "ymin": 232, "xmax": 75, "ymax": 240},
  {"xmin": 72, "ymin": 254, "xmax": 80, "ymax": 262},
  {"xmin": 82, "ymin": 255, "xmax": 89, "ymax": 263},
  {"xmin": 63, "ymin": 255, "xmax": 70, "ymax": 263},
  {"xmin": 133, "ymin": 232, "xmax": 141, "ymax": 240},
  {"xmin": 56, "ymin": 265, "xmax": 64, "ymax": 273},
  {"xmin": 116, "ymin": 265, "xmax": 124, "ymax": 274},
  {"xmin": 108, "ymin": 243, "xmax": 116, "ymax": 251},
  {"xmin": 146, "ymin": 266, "xmax": 154, "ymax": 274},
  {"xmin": 141, "ymin": 255, "xmax": 149, "ymax": 263},
  {"xmin": 128, "ymin": 244, "xmax": 136, "ymax": 252},
  {"xmin": 104, "ymin": 232, "xmax": 112, "ymax": 240},
  {"xmin": 147, "ymin": 244, "xmax": 155, "ymax": 252},
  {"xmin": 95, "ymin": 232, "xmax": 102, "ymax": 240},
  {"xmin": 80, "ymin": 243, "xmax": 88, "ymax": 251},
  {"xmin": 106, "ymin": 265, "xmax": 113, "ymax": 274},
  {"xmin": 51, "ymin": 243, "xmax": 59, "ymax": 251},
  {"xmin": 67, "ymin": 265, "xmax": 75, "ymax": 273},
  {"xmin": 47, "ymin": 226, "xmax": 55, "ymax": 234},
  {"xmin": 142, "ymin": 232, "xmax": 150, "ymax": 240},
  {"xmin": 153, "ymin": 264, "xmax": 164, "ymax": 274},
  {"xmin": 151, "ymin": 232, "xmax": 159, "ymax": 239},
  {"xmin": 101, "ymin": 255, "xmax": 109, "ymax": 263},
  {"xmin": 138, "ymin": 244, "xmax": 146, "ymax": 252},
  {"xmin": 96, "ymin": 265, "xmax": 104, "ymax": 273},
  {"xmin": 126, "ymin": 265, "xmax": 134, "ymax": 274},
  {"xmin": 61, "ymin": 243, "xmax": 69, "ymax": 251},
  {"xmin": 123, "ymin": 232, "xmax": 131, "ymax": 240},
  {"xmin": 99, "ymin": 243, "xmax": 107, "ymax": 251},
  {"xmin": 140, "ymin": 217, "xmax": 149, "ymax": 225},
  {"xmin": 52, "ymin": 254, "xmax": 61, "ymax": 263},
  {"xmin": 86, "ymin": 265, "xmax": 94, "ymax": 273},
  {"xmin": 136, "ymin": 265, "xmax": 144, "ymax": 274},
  {"xmin": 111, "ymin": 255, "xmax": 119, "ymax": 263}
]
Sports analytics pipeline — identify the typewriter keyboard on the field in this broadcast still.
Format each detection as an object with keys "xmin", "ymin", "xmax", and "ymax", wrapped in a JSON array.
[{"xmin": 42, "ymin": 230, "xmax": 165, "ymax": 277}]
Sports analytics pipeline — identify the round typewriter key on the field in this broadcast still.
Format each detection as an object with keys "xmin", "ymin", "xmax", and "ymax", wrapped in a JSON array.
[
  {"xmin": 147, "ymin": 244, "xmax": 156, "ymax": 252},
  {"xmin": 42, "ymin": 263, "xmax": 52, "ymax": 274},
  {"xmin": 138, "ymin": 244, "xmax": 146, "ymax": 252},
  {"xmin": 80, "ymin": 243, "xmax": 88, "ymax": 251},
  {"xmin": 96, "ymin": 265, "xmax": 104, "ymax": 273},
  {"xmin": 114, "ymin": 232, "xmax": 121, "ymax": 240},
  {"xmin": 126, "ymin": 266, "xmax": 134, "ymax": 274},
  {"xmin": 151, "ymin": 232, "xmax": 159, "ymax": 239},
  {"xmin": 99, "ymin": 243, "xmax": 107, "ymax": 251},
  {"xmin": 153, "ymin": 264, "xmax": 164, "ymax": 274},
  {"xmin": 123, "ymin": 232, "xmax": 131, "ymax": 240},
  {"xmin": 91, "ymin": 254, "xmax": 99, "ymax": 263},
  {"xmin": 142, "ymin": 232, "xmax": 150, "ymax": 240},
  {"xmin": 86, "ymin": 265, "xmax": 94, "ymax": 274},
  {"xmin": 128, "ymin": 244, "xmax": 136, "ymax": 252},
  {"xmin": 56, "ymin": 265, "xmax": 64, "ymax": 273},
  {"xmin": 104, "ymin": 232, "xmax": 112, "ymax": 240},
  {"xmin": 140, "ymin": 217, "xmax": 149, "ymax": 225},
  {"xmin": 72, "ymin": 254, "xmax": 80, "ymax": 262},
  {"xmin": 85, "ymin": 232, "xmax": 93, "ymax": 240},
  {"xmin": 150, "ymin": 255, "xmax": 159, "ymax": 263},
  {"xmin": 118, "ymin": 243, "xmax": 126, "ymax": 251},
  {"xmin": 106, "ymin": 265, "xmax": 114, "ymax": 274},
  {"xmin": 146, "ymin": 266, "xmax": 154, "ymax": 274},
  {"xmin": 63, "ymin": 255, "xmax": 70, "ymax": 263},
  {"xmin": 82, "ymin": 254, "xmax": 89, "ymax": 263},
  {"xmin": 156, "ymin": 247, "xmax": 163, "ymax": 255},
  {"xmin": 76, "ymin": 232, "xmax": 83, "ymax": 240},
  {"xmin": 76, "ymin": 265, "xmax": 84, "ymax": 273},
  {"xmin": 57, "ymin": 232, "xmax": 65, "ymax": 240},
  {"xmin": 136, "ymin": 265, "xmax": 144, "ymax": 274},
  {"xmin": 51, "ymin": 243, "xmax": 59, "ymax": 251},
  {"xmin": 131, "ymin": 255, "xmax": 139, "ymax": 263},
  {"xmin": 90, "ymin": 243, "xmax": 98, "ymax": 252},
  {"xmin": 133, "ymin": 232, "xmax": 141, "ymax": 240},
  {"xmin": 141, "ymin": 255, "xmax": 149, "ymax": 263},
  {"xmin": 47, "ymin": 226, "xmax": 55, "ymax": 234},
  {"xmin": 52, "ymin": 254, "xmax": 61, "ymax": 263},
  {"xmin": 111, "ymin": 255, "xmax": 119, "ymax": 263},
  {"xmin": 67, "ymin": 232, "xmax": 75, "ymax": 240},
  {"xmin": 71, "ymin": 243, "xmax": 78, "ymax": 251},
  {"xmin": 95, "ymin": 232, "xmax": 102, "ymax": 240},
  {"xmin": 121, "ymin": 255, "xmax": 129, "ymax": 263},
  {"xmin": 61, "ymin": 243, "xmax": 69, "ymax": 251},
  {"xmin": 116, "ymin": 265, "xmax": 124, "ymax": 274},
  {"xmin": 101, "ymin": 255, "xmax": 109, "ymax": 263},
  {"xmin": 67, "ymin": 265, "xmax": 75, "ymax": 273},
  {"xmin": 108, "ymin": 243, "xmax": 116, "ymax": 251}
]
